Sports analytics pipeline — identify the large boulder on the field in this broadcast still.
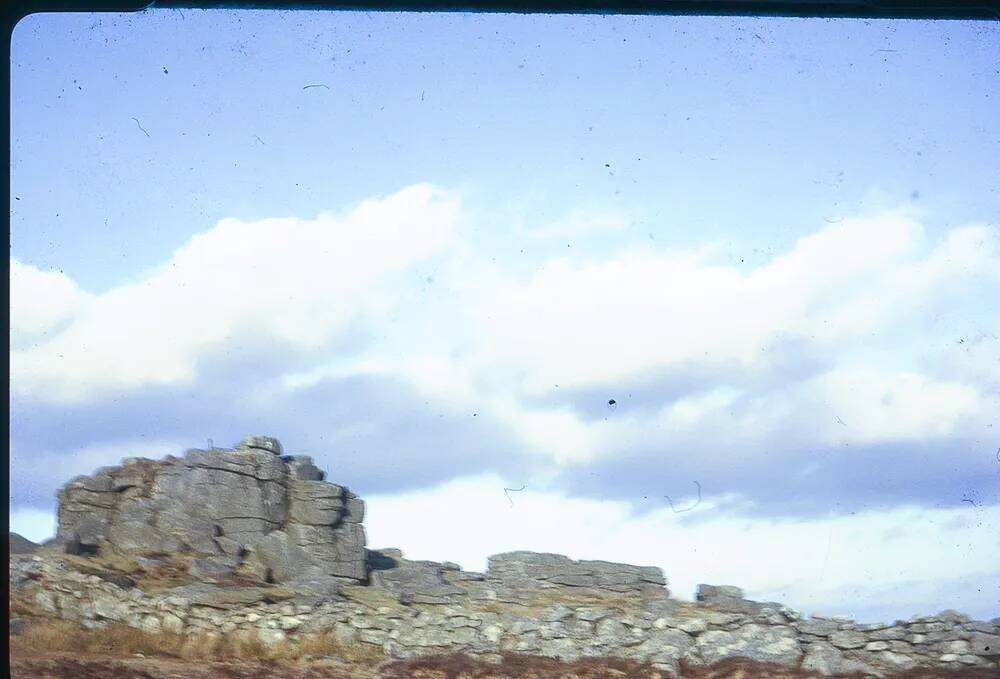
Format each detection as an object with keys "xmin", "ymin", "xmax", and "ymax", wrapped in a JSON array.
[
  {"xmin": 695, "ymin": 624, "xmax": 803, "ymax": 666},
  {"xmin": 801, "ymin": 641, "xmax": 883, "ymax": 676},
  {"xmin": 367, "ymin": 548, "xmax": 467, "ymax": 605},
  {"xmin": 488, "ymin": 552, "xmax": 666, "ymax": 589},
  {"xmin": 54, "ymin": 437, "xmax": 367, "ymax": 587},
  {"xmin": 696, "ymin": 584, "xmax": 744, "ymax": 601},
  {"xmin": 483, "ymin": 552, "xmax": 670, "ymax": 609},
  {"xmin": 695, "ymin": 583, "xmax": 787, "ymax": 616}
]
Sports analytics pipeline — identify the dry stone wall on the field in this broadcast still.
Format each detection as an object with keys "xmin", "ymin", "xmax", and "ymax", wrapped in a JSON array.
[
  {"xmin": 17, "ymin": 437, "xmax": 999, "ymax": 678},
  {"xmin": 11, "ymin": 551, "xmax": 1000, "ymax": 678}
]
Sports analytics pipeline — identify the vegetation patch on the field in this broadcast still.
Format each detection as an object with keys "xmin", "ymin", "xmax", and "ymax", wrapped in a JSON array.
[{"xmin": 9, "ymin": 621, "xmax": 385, "ymax": 665}]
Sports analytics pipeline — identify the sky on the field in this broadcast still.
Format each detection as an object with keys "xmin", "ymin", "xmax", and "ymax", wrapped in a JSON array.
[{"xmin": 8, "ymin": 10, "xmax": 1000, "ymax": 624}]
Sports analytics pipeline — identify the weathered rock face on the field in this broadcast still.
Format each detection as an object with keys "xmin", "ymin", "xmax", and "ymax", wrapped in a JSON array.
[
  {"xmin": 367, "ymin": 549, "xmax": 468, "ymax": 605},
  {"xmin": 55, "ymin": 437, "xmax": 366, "ymax": 586},
  {"xmin": 486, "ymin": 551, "xmax": 669, "ymax": 601}
]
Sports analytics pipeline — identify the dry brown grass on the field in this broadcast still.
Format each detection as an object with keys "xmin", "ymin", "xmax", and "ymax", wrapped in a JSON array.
[
  {"xmin": 59, "ymin": 548, "xmax": 146, "ymax": 576},
  {"xmin": 44, "ymin": 549, "xmax": 272, "ymax": 594},
  {"xmin": 9, "ymin": 590, "xmax": 42, "ymax": 617},
  {"xmin": 678, "ymin": 659, "xmax": 1000, "ymax": 679},
  {"xmin": 8, "ymin": 620, "xmax": 385, "ymax": 665},
  {"xmin": 51, "ymin": 550, "xmax": 190, "ymax": 593},
  {"xmin": 8, "ymin": 654, "xmax": 372, "ymax": 679},
  {"xmin": 132, "ymin": 556, "xmax": 206, "ymax": 592},
  {"xmin": 379, "ymin": 652, "xmax": 666, "ymax": 679},
  {"xmin": 378, "ymin": 653, "xmax": 1000, "ymax": 679},
  {"xmin": 9, "ymin": 637, "xmax": 998, "ymax": 679},
  {"xmin": 295, "ymin": 631, "xmax": 387, "ymax": 663}
]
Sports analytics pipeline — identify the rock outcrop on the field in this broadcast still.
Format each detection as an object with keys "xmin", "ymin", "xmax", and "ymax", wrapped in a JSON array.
[
  {"xmin": 54, "ymin": 436, "xmax": 366, "ymax": 589},
  {"xmin": 19, "ymin": 435, "xmax": 998, "ymax": 677}
]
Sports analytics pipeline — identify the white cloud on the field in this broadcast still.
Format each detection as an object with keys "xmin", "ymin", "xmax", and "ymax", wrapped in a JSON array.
[
  {"xmin": 356, "ymin": 210, "xmax": 996, "ymax": 465},
  {"xmin": 808, "ymin": 370, "xmax": 990, "ymax": 445},
  {"xmin": 12, "ymin": 438, "xmax": 189, "ymax": 497},
  {"xmin": 365, "ymin": 474, "xmax": 1000, "ymax": 623},
  {"xmin": 470, "ymin": 211, "xmax": 996, "ymax": 399},
  {"xmin": 10, "ymin": 259, "xmax": 94, "ymax": 351},
  {"xmin": 10, "ymin": 184, "xmax": 461, "ymax": 403},
  {"xmin": 9, "ymin": 437, "xmax": 189, "ymax": 544},
  {"xmin": 255, "ymin": 205, "xmax": 999, "ymax": 468},
  {"xmin": 10, "ymin": 192, "xmax": 999, "ymax": 518}
]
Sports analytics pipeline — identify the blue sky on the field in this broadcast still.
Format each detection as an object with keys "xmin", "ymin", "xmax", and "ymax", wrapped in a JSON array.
[{"xmin": 9, "ymin": 10, "xmax": 1000, "ymax": 623}]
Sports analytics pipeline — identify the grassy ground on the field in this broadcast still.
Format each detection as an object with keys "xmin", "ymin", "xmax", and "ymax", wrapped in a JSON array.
[
  {"xmin": 9, "ymin": 620, "xmax": 386, "ymax": 664},
  {"xmin": 11, "ymin": 650, "xmax": 1000, "ymax": 679},
  {"xmin": 8, "ymin": 654, "xmax": 371, "ymax": 679},
  {"xmin": 46, "ymin": 549, "xmax": 272, "ymax": 594},
  {"xmin": 9, "ymin": 623, "xmax": 1000, "ymax": 679}
]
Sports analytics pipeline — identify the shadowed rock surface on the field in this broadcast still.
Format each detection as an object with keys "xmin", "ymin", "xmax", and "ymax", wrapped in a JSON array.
[{"xmin": 366, "ymin": 548, "xmax": 469, "ymax": 605}]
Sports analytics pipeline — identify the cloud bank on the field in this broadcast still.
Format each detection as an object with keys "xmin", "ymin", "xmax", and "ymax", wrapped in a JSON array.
[
  {"xmin": 364, "ymin": 474, "xmax": 1000, "ymax": 623},
  {"xmin": 10, "ymin": 184, "xmax": 1000, "ymax": 622}
]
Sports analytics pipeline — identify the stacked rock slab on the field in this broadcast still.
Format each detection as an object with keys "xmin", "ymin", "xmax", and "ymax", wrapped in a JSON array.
[
  {"xmin": 695, "ymin": 583, "xmax": 787, "ymax": 616},
  {"xmin": 364, "ymin": 549, "xmax": 673, "ymax": 615},
  {"xmin": 55, "ymin": 436, "xmax": 366, "ymax": 587},
  {"xmin": 485, "ymin": 551, "xmax": 671, "ymax": 605},
  {"xmin": 367, "ymin": 549, "xmax": 470, "ymax": 605}
]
